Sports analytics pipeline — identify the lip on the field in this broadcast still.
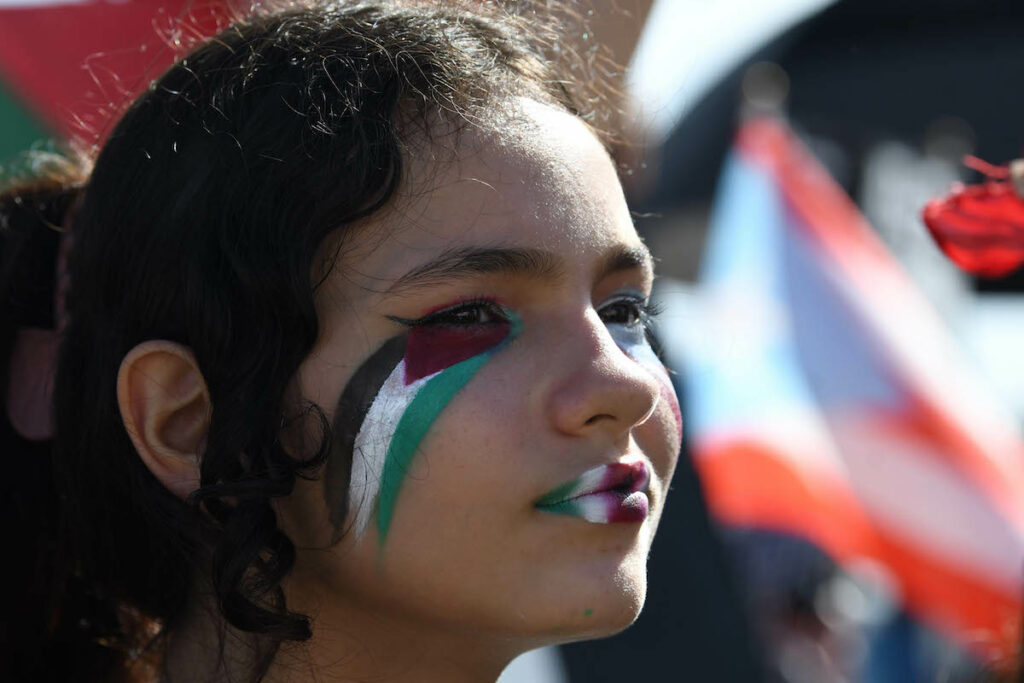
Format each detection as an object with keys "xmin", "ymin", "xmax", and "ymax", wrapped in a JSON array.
[{"xmin": 535, "ymin": 461, "xmax": 651, "ymax": 524}]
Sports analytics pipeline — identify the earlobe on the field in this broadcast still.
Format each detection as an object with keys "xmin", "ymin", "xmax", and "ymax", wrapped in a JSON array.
[{"xmin": 117, "ymin": 341, "xmax": 211, "ymax": 500}]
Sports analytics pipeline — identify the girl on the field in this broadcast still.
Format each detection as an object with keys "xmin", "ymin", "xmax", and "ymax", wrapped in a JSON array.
[{"xmin": 1, "ymin": 2, "xmax": 681, "ymax": 681}]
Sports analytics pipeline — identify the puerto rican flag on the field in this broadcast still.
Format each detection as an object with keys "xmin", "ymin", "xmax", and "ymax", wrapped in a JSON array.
[
  {"xmin": 680, "ymin": 117, "xmax": 1024, "ymax": 663},
  {"xmin": 0, "ymin": 0, "xmax": 227, "ymax": 159}
]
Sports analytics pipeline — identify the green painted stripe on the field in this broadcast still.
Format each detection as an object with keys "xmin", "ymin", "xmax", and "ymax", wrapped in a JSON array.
[
  {"xmin": 535, "ymin": 478, "xmax": 581, "ymax": 507},
  {"xmin": 0, "ymin": 80, "xmax": 51, "ymax": 172},
  {"xmin": 534, "ymin": 498, "xmax": 581, "ymax": 516},
  {"xmin": 376, "ymin": 351, "xmax": 490, "ymax": 546},
  {"xmin": 374, "ymin": 312, "xmax": 522, "ymax": 547}
]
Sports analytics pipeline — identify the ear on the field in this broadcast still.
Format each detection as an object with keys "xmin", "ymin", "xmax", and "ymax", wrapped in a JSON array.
[{"xmin": 117, "ymin": 341, "xmax": 211, "ymax": 500}]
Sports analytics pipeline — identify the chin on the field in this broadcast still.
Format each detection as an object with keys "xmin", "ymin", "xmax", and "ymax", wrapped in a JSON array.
[
  {"xmin": 545, "ymin": 594, "xmax": 646, "ymax": 646},
  {"xmin": 519, "ymin": 559, "xmax": 649, "ymax": 646},
  {"xmin": 582, "ymin": 566, "xmax": 647, "ymax": 636}
]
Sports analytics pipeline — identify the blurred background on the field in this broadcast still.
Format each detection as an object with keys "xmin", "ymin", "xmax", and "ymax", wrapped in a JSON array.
[{"xmin": 3, "ymin": 1, "xmax": 1024, "ymax": 681}]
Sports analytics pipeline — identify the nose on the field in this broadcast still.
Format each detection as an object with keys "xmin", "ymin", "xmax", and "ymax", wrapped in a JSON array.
[{"xmin": 546, "ymin": 312, "xmax": 661, "ymax": 443}]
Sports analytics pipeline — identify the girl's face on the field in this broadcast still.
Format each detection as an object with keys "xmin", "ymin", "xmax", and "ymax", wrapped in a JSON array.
[{"xmin": 281, "ymin": 99, "xmax": 681, "ymax": 656}]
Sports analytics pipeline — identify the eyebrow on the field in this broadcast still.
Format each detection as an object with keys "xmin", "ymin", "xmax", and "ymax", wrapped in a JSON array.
[
  {"xmin": 595, "ymin": 244, "xmax": 654, "ymax": 282},
  {"xmin": 386, "ymin": 246, "xmax": 562, "ymax": 294},
  {"xmin": 385, "ymin": 243, "xmax": 653, "ymax": 295}
]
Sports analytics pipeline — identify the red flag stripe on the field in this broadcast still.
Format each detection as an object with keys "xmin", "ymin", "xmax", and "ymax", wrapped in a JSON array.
[
  {"xmin": 695, "ymin": 439, "xmax": 879, "ymax": 561},
  {"xmin": 697, "ymin": 441, "xmax": 1021, "ymax": 662}
]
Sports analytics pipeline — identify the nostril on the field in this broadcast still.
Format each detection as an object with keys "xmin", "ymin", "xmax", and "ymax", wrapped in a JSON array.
[{"xmin": 584, "ymin": 413, "xmax": 614, "ymax": 426}]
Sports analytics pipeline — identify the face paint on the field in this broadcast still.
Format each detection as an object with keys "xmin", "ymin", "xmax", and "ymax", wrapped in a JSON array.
[
  {"xmin": 535, "ymin": 461, "xmax": 650, "ymax": 524},
  {"xmin": 607, "ymin": 320, "xmax": 683, "ymax": 441},
  {"xmin": 326, "ymin": 335, "xmax": 406, "ymax": 535},
  {"xmin": 329, "ymin": 304, "xmax": 521, "ymax": 546}
]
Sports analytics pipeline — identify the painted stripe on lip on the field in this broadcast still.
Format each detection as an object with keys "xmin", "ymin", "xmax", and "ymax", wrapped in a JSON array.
[
  {"xmin": 535, "ymin": 461, "xmax": 650, "ymax": 507},
  {"xmin": 538, "ymin": 490, "xmax": 650, "ymax": 524}
]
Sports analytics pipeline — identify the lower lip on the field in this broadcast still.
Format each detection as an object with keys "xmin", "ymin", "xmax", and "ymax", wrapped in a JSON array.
[{"xmin": 538, "ymin": 490, "xmax": 649, "ymax": 524}]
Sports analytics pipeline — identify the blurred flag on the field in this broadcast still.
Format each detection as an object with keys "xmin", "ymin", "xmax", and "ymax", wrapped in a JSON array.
[
  {"xmin": 687, "ymin": 116, "xmax": 1024, "ymax": 662},
  {"xmin": 0, "ymin": 0, "xmax": 227, "ymax": 162}
]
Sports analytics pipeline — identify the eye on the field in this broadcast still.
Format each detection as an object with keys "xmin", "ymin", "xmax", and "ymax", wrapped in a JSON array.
[
  {"xmin": 598, "ymin": 294, "xmax": 658, "ymax": 329},
  {"xmin": 599, "ymin": 300, "xmax": 643, "ymax": 327},
  {"xmin": 391, "ymin": 298, "xmax": 510, "ymax": 328}
]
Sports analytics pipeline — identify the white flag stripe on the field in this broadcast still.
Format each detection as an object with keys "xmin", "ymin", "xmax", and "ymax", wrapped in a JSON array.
[
  {"xmin": 348, "ymin": 360, "xmax": 433, "ymax": 537},
  {"xmin": 835, "ymin": 416, "xmax": 1024, "ymax": 591}
]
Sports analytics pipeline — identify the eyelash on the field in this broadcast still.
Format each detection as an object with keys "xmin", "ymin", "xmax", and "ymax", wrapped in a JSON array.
[
  {"xmin": 598, "ymin": 294, "xmax": 662, "ymax": 331},
  {"xmin": 390, "ymin": 295, "xmax": 661, "ymax": 330},
  {"xmin": 389, "ymin": 297, "xmax": 509, "ymax": 328}
]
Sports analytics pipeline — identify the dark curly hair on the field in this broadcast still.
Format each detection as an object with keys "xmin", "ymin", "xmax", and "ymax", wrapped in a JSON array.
[{"xmin": 0, "ymin": 2, "xmax": 603, "ymax": 680}]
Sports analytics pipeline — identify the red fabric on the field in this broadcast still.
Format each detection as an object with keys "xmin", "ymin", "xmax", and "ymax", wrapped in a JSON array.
[
  {"xmin": 0, "ymin": 0, "xmax": 228, "ymax": 142},
  {"xmin": 922, "ymin": 181, "xmax": 1024, "ymax": 277}
]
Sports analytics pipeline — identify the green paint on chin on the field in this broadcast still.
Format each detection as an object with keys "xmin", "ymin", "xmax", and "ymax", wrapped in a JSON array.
[
  {"xmin": 375, "ymin": 351, "xmax": 490, "ymax": 546},
  {"xmin": 584, "ymin": 608, "xmax": 594, "ymax": 617}
]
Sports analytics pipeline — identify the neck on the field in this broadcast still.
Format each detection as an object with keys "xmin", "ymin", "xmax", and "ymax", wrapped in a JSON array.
[
  {"xmin": 266, "ymin": 577, "xmax": 522, "ymax": 683},
  {"xmin": 161, "ymin": 589, "xmax": 276, "ymax": 683},
  {"xmin": 163, "ymin": 584, "xmax": 523, "ymax": 683}
]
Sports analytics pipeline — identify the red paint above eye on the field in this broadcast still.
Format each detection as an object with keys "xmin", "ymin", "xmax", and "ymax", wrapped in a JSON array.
[{"xmin": 404, "ymin": 324, "xmax": 511, "ymax": 384}]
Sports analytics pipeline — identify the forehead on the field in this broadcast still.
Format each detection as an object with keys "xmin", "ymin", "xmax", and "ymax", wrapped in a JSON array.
[{"xmin": 342, "ymin": 98, "xmax": 641, "ymax": 280}]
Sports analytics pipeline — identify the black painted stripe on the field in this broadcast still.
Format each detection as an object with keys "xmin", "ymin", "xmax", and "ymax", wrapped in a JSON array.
[{"xmin": 325, "ymin": 333, "xmax": 407, "ymax": 534}]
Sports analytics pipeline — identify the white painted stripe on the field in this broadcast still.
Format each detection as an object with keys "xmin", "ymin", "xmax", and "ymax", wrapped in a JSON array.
[
  {"xmin": 574, "ymin": 495, "xmax": 611, "ymax": 524},
  {"xmin": 608, "ymin": 323, "xmax": 664, "ymax": 377},
  {"xmin": 567, "ymin": 465, "xmax": 610, "ymax": 500},
  {"xmin": 348, "ymin": 360, "xmax": 433, "ymax": 536},
  {"xmin": 607, "ymin": 323, "xmax": 667, "ymax": 421}
]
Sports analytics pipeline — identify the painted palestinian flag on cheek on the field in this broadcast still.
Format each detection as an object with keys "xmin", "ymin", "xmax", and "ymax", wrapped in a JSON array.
[
  {"xmin": 607, "ymin": 323, "xmax": 682, "ymax": 440},
  {"xmin": 329, "ymin": 313, "xmax": 521, "ymax": 546}
]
